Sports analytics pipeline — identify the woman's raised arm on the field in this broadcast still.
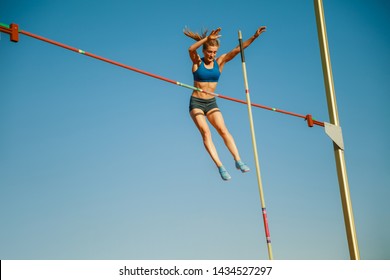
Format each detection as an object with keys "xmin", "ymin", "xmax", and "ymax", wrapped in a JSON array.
[
  {"xmin": 188, "ymin": 28, "xmax": 222, "ymax": 64},
  {"xmin": 218, "ymin": 26, "xmax": 266, "ymax": 68}
]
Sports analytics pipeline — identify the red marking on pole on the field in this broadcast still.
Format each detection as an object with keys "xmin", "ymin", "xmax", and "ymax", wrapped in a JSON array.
[{"xmin": 262, "ymin": 208, "xmax": 271, "ymax": 243}]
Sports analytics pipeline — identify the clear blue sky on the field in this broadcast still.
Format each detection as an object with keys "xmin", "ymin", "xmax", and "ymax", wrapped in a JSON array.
[{"xmin": 1, "ymin": 0, "xmax": 389, "ymax": 260}]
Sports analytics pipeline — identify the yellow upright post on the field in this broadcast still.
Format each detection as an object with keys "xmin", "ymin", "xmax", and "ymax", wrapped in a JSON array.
[
  {"xmin": 238, "ymin": 30, "xmax": 273, "ymax": 260},
  {"xmin": 314, "ymin": 0, "xmax": 360, "ymax": 259}
]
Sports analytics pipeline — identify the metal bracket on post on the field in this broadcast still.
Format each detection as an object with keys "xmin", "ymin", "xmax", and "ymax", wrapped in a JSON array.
[
  {"xmin": 324, "ymin": 122, "xmax": 344, "ymax": 150},
  {"xmin": 0, "ymin": 22, "xmax": 19, "ymax": 42},
  {"xmin": 306, "ymin": 114, "xmax": 314, "ymax": 127}
]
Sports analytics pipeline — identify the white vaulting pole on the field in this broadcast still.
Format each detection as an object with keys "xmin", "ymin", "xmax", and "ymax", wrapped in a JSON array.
[{"xmin": 238, "ymin": 30, "xmax": 273, "ymax": 260}]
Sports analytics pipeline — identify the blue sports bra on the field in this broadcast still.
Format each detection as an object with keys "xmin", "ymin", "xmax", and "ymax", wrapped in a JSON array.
[{"xmin": 193, "ymin": 58, "xmax": 221, "ymax": 82}]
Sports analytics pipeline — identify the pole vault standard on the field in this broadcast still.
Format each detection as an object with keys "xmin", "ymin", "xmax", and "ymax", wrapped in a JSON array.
[
  {"xmin": 0, "ymin": 22, "xmax": 324, "ymax": 128},
  {"xmin": 238, "ymin": 31, "xmax": 273, "ymax": 260},
  {"xmin": 314, "ymin": 0, "xmax": 360, "ymax": 259}
]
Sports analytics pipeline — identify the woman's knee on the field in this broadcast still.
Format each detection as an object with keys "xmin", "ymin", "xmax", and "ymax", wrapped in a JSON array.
[
  {"xmin": 201, "ymin": 129, "xmax": 212, "ymax": 141},
  {"xmin": 217, "ymin": 126, "xmax": 230, "ymax": 138}
]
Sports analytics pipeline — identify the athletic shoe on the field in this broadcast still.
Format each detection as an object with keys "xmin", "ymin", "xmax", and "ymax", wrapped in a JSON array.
[
  {"xmin": 235, "ymin": 160, "xmax": 250, "ymax": 173},
  {"xmin": 218, "ymin": 166, "xmax": 231, "ymax": 181}
]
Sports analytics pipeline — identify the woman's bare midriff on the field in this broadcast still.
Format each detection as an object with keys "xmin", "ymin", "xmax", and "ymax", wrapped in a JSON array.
[{"xmin": 192, "ymin": 81, "xmax": 218, "ymax": 99}]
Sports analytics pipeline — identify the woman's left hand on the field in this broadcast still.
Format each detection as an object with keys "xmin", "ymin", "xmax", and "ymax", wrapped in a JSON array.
[{"xmin": 254, "ymin": 26, "xmax": 266, "ymax": 38}]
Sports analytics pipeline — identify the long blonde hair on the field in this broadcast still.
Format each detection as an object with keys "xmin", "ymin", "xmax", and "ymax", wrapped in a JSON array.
[{"xmin": 183, "ymin": 27, "xmax": 220, "ymax": 50}]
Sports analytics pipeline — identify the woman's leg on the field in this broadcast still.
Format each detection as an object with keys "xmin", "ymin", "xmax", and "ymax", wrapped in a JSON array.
[
  {"xmin": 206, "ymin": 109, "xmax": 241, "ymax": 161},
  {"xmin": 190, "ymin": 109, "xmax": 223, "ymax": 167},
  {"xmin": 207, "ymin": 109, "xmax": 250, "ymax": 173}
]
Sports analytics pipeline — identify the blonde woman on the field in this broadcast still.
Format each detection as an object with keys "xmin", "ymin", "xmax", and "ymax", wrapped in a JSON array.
[{"xmin": 184, "ymin": 26, "xmax": 266, "ymax": 180}]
